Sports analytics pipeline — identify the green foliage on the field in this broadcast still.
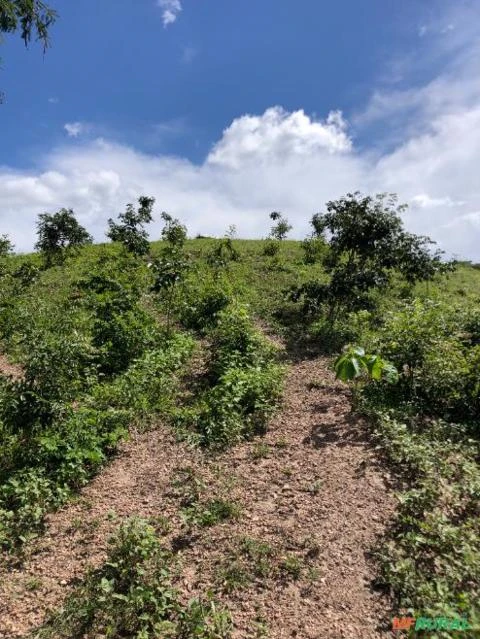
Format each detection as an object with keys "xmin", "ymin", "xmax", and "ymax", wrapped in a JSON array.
[
  {"xmin": 354, "ymin": 298, "xmax": 480, "ymax": 621},
  {"xmin": 150, "ymin": 212, "xmax": 191, "ymax": 333},
  {"xmin": 0, "ymin": 0, "xmax": 57, "ymax": 101},
  {"xmin": 192, "ymin": 363, "xmax": 284, "ymax": 447},
  {"xmin": 32, "ymin": 517, "xmax": 232, "ymax": 638},
  {"xmin": 206, "ymin": 237, "xmax": 239, "ymax": 270},
  {"xmin": 334, "ymin": 346, "xmax": 398, "ymax": 384},
  {"xmin": 367, "ymin": 411, "xmax": 480, "ymax": 621},
  {"xmin": 79, "ymin": 269, "xmax": 157, "ymax": 376},
  {"xmin": 178, "ymin": 276, "xmax": 232, "ymax": 332},
  {"xmin": 300, "ymin": 236, "xmax": 326, "ymax": 264},
  {"xmin": 160, "ymin": 212, "xmax": 187, "ymax": 248},
  {"xmin": 293, "ymin": 192, "xmax": 455, "ymax": 325},
  {"xmin": 269, "ymin": 211, "xmax": 292, "ymax": 241},
  {"xmin": 0, "ymin": 234, "xmax": 14, "ymax": 256},
  {"xmin": 0, "ymin": 315, "xmax": 193, "ymax": 549},
  {"xmin": 13, "ymin": 261, "xmax": 40, "ymax": 287},
  {"xmin": 182, "ymin": 498, "xmax": 241, "ymax": 528},
  {"xmin": 35, "ymin": 209, "xmax": 93, "ymax": 266},
  {"xmin": 93, "ymin": 332, "xmax": 195, "ymax": 419},
  {"xmin": 262, "ymin": 238, "xmax": 280, "ymax": 258},
  {"xmin": 174, "ymin": 303, "xmax": 284, "ymax": 447},
  {"xmin": 208, "ymin": 303, "xmax": 278, "ymax": 380},
  {"xmin": 0, "ymin": 0, "xmax": 56, "ymax": 48},
  {"xmin": 107, "ymin": 196, "xmax": 155, "ymax": 256},
  {"xmin": 368, "ymin": 299, "xmax": 480, "ymax": 420}
]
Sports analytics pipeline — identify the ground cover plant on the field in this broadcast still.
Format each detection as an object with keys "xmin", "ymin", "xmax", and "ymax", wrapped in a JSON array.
[{"xmin": 30, "ymin": 517, "xmax": 232, "ymax": 639}]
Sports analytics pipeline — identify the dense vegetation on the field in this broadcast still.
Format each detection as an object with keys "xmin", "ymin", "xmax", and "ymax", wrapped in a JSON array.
[{"xmin": 0, "ymin": 194, "xmax": 479, "ymax": 635}]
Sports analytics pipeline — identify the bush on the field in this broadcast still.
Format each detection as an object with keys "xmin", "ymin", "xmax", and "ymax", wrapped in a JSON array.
[
  {"xmin": 369, "ymin": 299, "xmax": 480, "ymax": 420},
  {"xmin": 94, "ymin": 332, "xmax": 195, "ymax": 417},
  {"xmin": 107, "ymin": 196, "xmax": 154, "ymax": 256},
  {"xmin": 301, "ymin": 237, "xmax": 326, "ymax": 264},
  {"xmin": 208, "ymin": 303, "xmax": 278, "ymax": 380},
  {"xmin": 80, "ymin": 271, "xmax": 158, "ymax": 376},
  {"xmin": 263, "ymin": 239, "xmax": 280, "ymax": 257},
  {"xmin": 0, "ymin": 332, "xmax": 194, "ymax": 550},
  {"xmin": 35, "ymin": 209, "xmax": 92, "ymax": 266},
  {"xmin": 178, "ymin": 277, "xmax": 232, "ymax": 332},
  {"xmin": 174, "ymin": 303, "xmax": 284, "ymax": 447},
  {"xmin": 193, "ymin": 363, "xmax": 284, "ymax": 447}
]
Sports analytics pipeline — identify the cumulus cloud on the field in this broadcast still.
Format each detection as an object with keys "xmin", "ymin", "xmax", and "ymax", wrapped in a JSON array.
[
  {"xmin": 208, "ymin": 108, "xmax": 352, "ymax": 169},
  {"xmin": 1, "ymin": 98, "xmax": 479, "ymax": 260},
  {"xmin": 157, "ymin": 0, "xmax": 182, "ymax": 27},
  {"xmin": 64, "ymin": 122, "xmax": 88, "ymax": 138}
]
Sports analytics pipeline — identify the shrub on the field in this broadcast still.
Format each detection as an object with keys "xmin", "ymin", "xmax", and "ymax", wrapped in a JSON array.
[
  {"xmin": 262, "ymin": 238, "xmax": 280, "ymax": 258},
  {"xmin": 0, "ymin": 234, "xmax": 14, "ymax": 257},
  {"xmin": 368, "ymin": 299, "xmax": 480, "ymax": 420},
  {"xmin": 33, "ymin": 518, "xmax": 232, "ymax": 639},
  {"xmin": 206, "ymin": 236, "xmax": 239, "ymax": 270},
  {"xmin": 301, "ymin": 236, "xmax": 326, "ymax": 264},
  {"xmin": 178, "ymin": 277, "xmax": 232, "ymax": 332},
  {"xmin": 269, "ymin": 211, "xmax": 292, "ymax": 241},
  {"xmin": 292, "ymin": 192, "xmax": 455, "ymax": 325},
  {"xmin": 208, "ymin": 303, "xmax": 277, "ymax": 380},
  {"xmin": 150, "ymin": 213, "xmax": 191, "ymax": 333},
  {"xmin": 94, "ymin": 332, "xmax": 195, "ymax": 417},
  {"xmin": 195, "ymin": 363, "xmax": 284, "ymax": 447},
  {"xmin": 175, "ymin": 303, "xmax": 284, "ymax": 447},
  {"xmin": 80, "ymin": 271, "xmax": 158, "ymax": 376}
]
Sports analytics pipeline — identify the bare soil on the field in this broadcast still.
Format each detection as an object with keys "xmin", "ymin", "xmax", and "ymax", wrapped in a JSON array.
[
  {"xmin": 0, "ymin": 354, "xmax": 396, "ymax": 639},
  {"xmin": 0, "ymin": 353, "xmax": 23, "ymax": 380}
]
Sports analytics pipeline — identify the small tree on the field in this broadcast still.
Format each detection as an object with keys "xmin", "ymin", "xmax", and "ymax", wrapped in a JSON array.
[
  {"xmin": 207, "ymin": 226, "xmax": 240, "ymax": 272},
  {"xmin": 263, "ymin": 211, "xmax": 292, "ymax": 260},
  {"xmin": 269, "ymin": 211, "xmax": 292, "ymax": 241},
  {"xmin": 292, "ymin": 192, "xmax": 454, "ymax": 323},
  {"xmin": 334, "ymin": 345, "xmax": 398, "ymax": 408},
  {"xmin": 150, "ymin": 213, "xmax": 190, "ymax": 334},
  {"xmin": 0, "ymin": 234, "xmax": 14, "ymax": 256},
  {"xmin": 107, "ymin": 196, "xmax": 155, "ymax": 256},
  {"xmin": 160, "ymin": 211, "xmax": 187, "ymax": 248},
  {"xmin": 35, "ymin": 208, "xmax": 92, "ymax": 266}
]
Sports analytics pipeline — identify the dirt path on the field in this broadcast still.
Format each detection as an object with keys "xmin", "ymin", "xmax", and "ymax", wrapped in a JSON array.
[{"xmin": 0, "ymin": 356, "xmax": 396, "ymax": 639}]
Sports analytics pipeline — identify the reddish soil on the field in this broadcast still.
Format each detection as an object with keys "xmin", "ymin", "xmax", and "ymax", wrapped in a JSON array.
[
  {"xmin": 0, "ymin": 353, "xmax": 23, "ymax": 380},
  {"xmin": 0, "ymin": 354, "xmax": 396, "ymax": 639}
]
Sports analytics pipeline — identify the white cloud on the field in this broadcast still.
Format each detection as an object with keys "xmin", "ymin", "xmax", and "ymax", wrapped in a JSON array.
[
  {"xmin": 157, "ymin": 0, "xmax": 182, "ymax": 27},
  {"xmin": 441, "ymin": 23, "xmax": 455, "ymax": 34},
  {"xmin": 0, "ymin": 99, "xmax": 479, "ymax": 260},
  {"xmin": 64, "ymin": 122, "xmax": 87, "ymax": 138},
  {"xmin": 410, "ymin": 194, "xmax": 465, "ymax": 209},
  {"xmin": 48, "ymin": 97, "xmax": 59, "ymax": 104},
  {"xmin": 208, "ymin": 107, "xmax": 352, "ymax": 169},
  {"xmin": 153, "ymin": 117, "xmax": 188, "ymax": 137}
]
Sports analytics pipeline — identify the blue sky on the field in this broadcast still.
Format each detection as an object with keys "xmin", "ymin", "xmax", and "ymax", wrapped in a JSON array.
[{"xmin": 1, "ymin": 0, "xmax": 480, "ymax": 258}]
